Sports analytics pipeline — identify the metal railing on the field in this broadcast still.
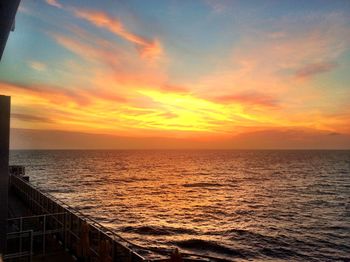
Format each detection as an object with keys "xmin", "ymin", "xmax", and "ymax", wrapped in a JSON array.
[
  {"xmin": 9, "ymin": 174, "xmax": 149, "ymax": 262},
  {"xmin": 7, "ymin": 212, "xmax": 66, "ymax": 259},
  {"xmin": 4, "ymin": 230, "xmax": 33, "ymax": 262}
]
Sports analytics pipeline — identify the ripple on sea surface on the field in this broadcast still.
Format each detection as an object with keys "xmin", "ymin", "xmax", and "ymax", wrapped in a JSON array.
[{"xmin": 10, "ymin": 150, "xmax": 350, "ymax": 261}]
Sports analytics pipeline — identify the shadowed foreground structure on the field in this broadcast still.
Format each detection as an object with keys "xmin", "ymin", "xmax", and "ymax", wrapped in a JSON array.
[
  {"xmin": 7, "ymin": 169, "xmax": 75, "ymax": 262},
  {"xmin": 0, "ymin": 96, "xmax": 10, "ymax": 256},
  {"xmin": 6, "ymin": 167, "xmax": 144, "ymax": 261},
  {"xmin": 0, "ymin": 0, "xmax": 21, "ymax": 60},
  {"xmin": 1, "ymin": 0, "xmax": 21, "ymax": 257}
]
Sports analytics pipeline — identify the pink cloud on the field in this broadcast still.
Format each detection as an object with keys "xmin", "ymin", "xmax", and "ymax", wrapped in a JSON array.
[
  {"xmin": 294, "ymin": 61, "xmax": 338, "ymax": 78},
  {"xmin": 27, "ymin": 60, "xmax": 47, "ymax": 72},
  {"xmin": 71, "ymin": 8, "xmax": 163, "ymax": 61},
  {"xmin": 50, "ymin": 33, "xmax": 120, "ymax": 67},
  {"xmin": 45, "ymin": 0, "xmax": 62, "ymax": 9},
  {"xmin": 212, "ymin": 93, "xmax": 280, "ymax": 108}
]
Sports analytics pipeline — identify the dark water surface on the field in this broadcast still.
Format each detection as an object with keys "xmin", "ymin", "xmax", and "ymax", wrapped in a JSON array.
[{"xmin": 10, "ymin": 150, "xmax": 350, "ymax": 261}]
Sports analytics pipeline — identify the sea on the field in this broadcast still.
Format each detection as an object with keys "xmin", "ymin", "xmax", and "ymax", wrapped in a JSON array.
[{"xmin": 9, "ymin": 150, "xmax": 350, "ymax": 261}]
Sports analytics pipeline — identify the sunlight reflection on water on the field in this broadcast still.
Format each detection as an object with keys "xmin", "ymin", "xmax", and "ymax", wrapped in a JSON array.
[{"xmin": 10, "ymin": 150, "xmax": 350, "ymax": 261}]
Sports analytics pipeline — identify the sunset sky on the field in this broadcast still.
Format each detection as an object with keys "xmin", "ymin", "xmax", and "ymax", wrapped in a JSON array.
[{"xmin": 1, "ymin": 0, "xmax": 350, "ymax": 149}]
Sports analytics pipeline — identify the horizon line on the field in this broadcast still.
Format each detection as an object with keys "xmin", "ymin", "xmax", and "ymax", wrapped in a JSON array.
[{"xmin": 10, "ymin": 148, "xmax": 350, "ymax": 151}]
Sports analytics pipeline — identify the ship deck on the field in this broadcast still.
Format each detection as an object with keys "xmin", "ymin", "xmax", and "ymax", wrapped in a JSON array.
[
  {"xmin": 5, "ymin": 169, "xmax": 149, "ymax": 262},
  {"xmin": 8, "ymin": 187, "xmax": 75, "ymax": 262}
]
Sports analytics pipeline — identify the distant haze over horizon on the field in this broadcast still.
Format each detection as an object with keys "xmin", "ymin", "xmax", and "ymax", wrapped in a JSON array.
[
  {"xmin": 10, "ymin": 128, "xmax": 350, "ymax": 150},
  {"xmin": 1, "ymin": 0, "xmax": 350, "ymax": 149}
]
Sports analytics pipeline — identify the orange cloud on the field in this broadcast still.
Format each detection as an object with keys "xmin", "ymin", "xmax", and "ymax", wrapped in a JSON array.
[
  {"xmin": 71, "ymin": 8, "xmax": 163, "ymax": 61},
  {"xmin": 0, "ymin": 80, "xmax": 272, "ymax": 136},
  {"xmin": 48, "ymin": 26, "xmax": 169, "ymax": 97},
  {"xmin": 7, "ymin": 9, "xmax": 350, "ymax": 141},
  {"xmin": 2, "ymin": 75, "xmax": 349, "ymax": 140},
  {"xmin": 0, "ymin": 80, "xmax": 90, "ymax": 107},
  {"xmin": 0, "ymin": 80, "xmax": 129, "ymax": 133}
]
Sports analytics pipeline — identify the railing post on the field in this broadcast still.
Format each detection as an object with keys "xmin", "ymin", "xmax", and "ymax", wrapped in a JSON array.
[
  {"xmin": 29, "ymin": 230, "xmax": 33, "ymax": 262},
  {"xmin": 19, "ymin": 217, "xmax": 22, "ymax": 254},
  {"xmin": 111, "ymin": 237, "xmax": 115, "ymax": 262},
  {"xmin": 43, "ymin": 214, "xmax": 46, "ymax": 255},
  {"xmin": 64, "ymin": 212, "xmax": 67, "ymax": 250}
]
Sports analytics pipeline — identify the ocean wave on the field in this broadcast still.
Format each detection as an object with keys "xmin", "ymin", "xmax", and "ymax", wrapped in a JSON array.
[
  {"xmin": 173, "ymin": 239, "xmax": 247, "ymax": 258},
  {"xmin": 259, "ymin": 246, "xmax": 308, "ymax": 260},
  {"xmin": 182, "ymin": 182, "xmax": 225, "ymax": 188},
  {"xmin": 216, "ymin": 229, "xmax": 292, "ymax": 248},
  {"xmin": 120, "ymin": 225, "xmax": 198, "ymax": 236},
  {"xmin": 12, "ymin": 150, "xmax": 350, "ymax": 261},
  {"xmin": 43, "ymin": 188, "xmax": 75, "ymax": 193}
]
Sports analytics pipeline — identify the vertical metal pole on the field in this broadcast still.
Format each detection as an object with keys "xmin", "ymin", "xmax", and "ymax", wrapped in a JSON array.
[
  {"xmin": 19, "ymin": 217, "xmax": 22, "ymax": 253},
  {"xmin": 29, "ymin": 230, "xmax": 33, "ymax": 262},
  {"xmin": 0, "ymin": 95, "xmax": 10, "ymax": 254},
  {"xmin": 43, "ymin": 215, "xmax": 46, "ymax": 255},
  {"xmin": 111, "ymin": 238, "xmax": 115, "ymax": 262},
  {"xmin": 64, "ymin": 212, "xmax": 67, "ymax": 250}
]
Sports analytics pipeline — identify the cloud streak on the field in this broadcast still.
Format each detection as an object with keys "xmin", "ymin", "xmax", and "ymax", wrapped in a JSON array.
[
  {"xmin": 28, "ymin": 61, "xmax": 47, "ymax": 72},
  {"xmin": 49, "ymin": 29, "xmax": 168, "ymax": 92},
  {"xmin": 12, "ymin": 113, "xmax": 53, "ymax": 123},
  {"xmin": 3, "ymin": 1, "xmax": 350, "ymax": 145},
  {"xmin": 294, "ymin": 61, "xmax": 338, "ymax": 78},
  {"xmin": 51, "ymin": 33, "xmax": 118, "ymax": 66},
  {"xmin": 71, "ymin": 8, "xmax": 163, "ymax": 61},
  {"xmin": 212, "ymin": 93, "xmax": 280, "ymax": 108},
  {"xmin": 45, "ymin": 0, "xmax": 62, "ymax": 9}
]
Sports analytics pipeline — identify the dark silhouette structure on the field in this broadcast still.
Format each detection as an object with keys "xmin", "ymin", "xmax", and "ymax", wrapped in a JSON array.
[
  {"xmin": 0, "ymin": 95, "xmax": 10, "ymax": 254},
  {"xmin": 0, "ymin": 0, "xmax": 21, "ymax": 255},
  {"xmin": 0, "ymin": 0, "xmax": 21, "ymax": 60}
]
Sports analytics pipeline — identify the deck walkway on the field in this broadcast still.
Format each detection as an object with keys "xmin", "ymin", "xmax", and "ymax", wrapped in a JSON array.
[
  {"xmin": 8, "ymin": 190, "xmax": 31, "ymax": 219},
  {"xmin": 7, "ymin": 187, "xmax": 75, "ymax": 262}
]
